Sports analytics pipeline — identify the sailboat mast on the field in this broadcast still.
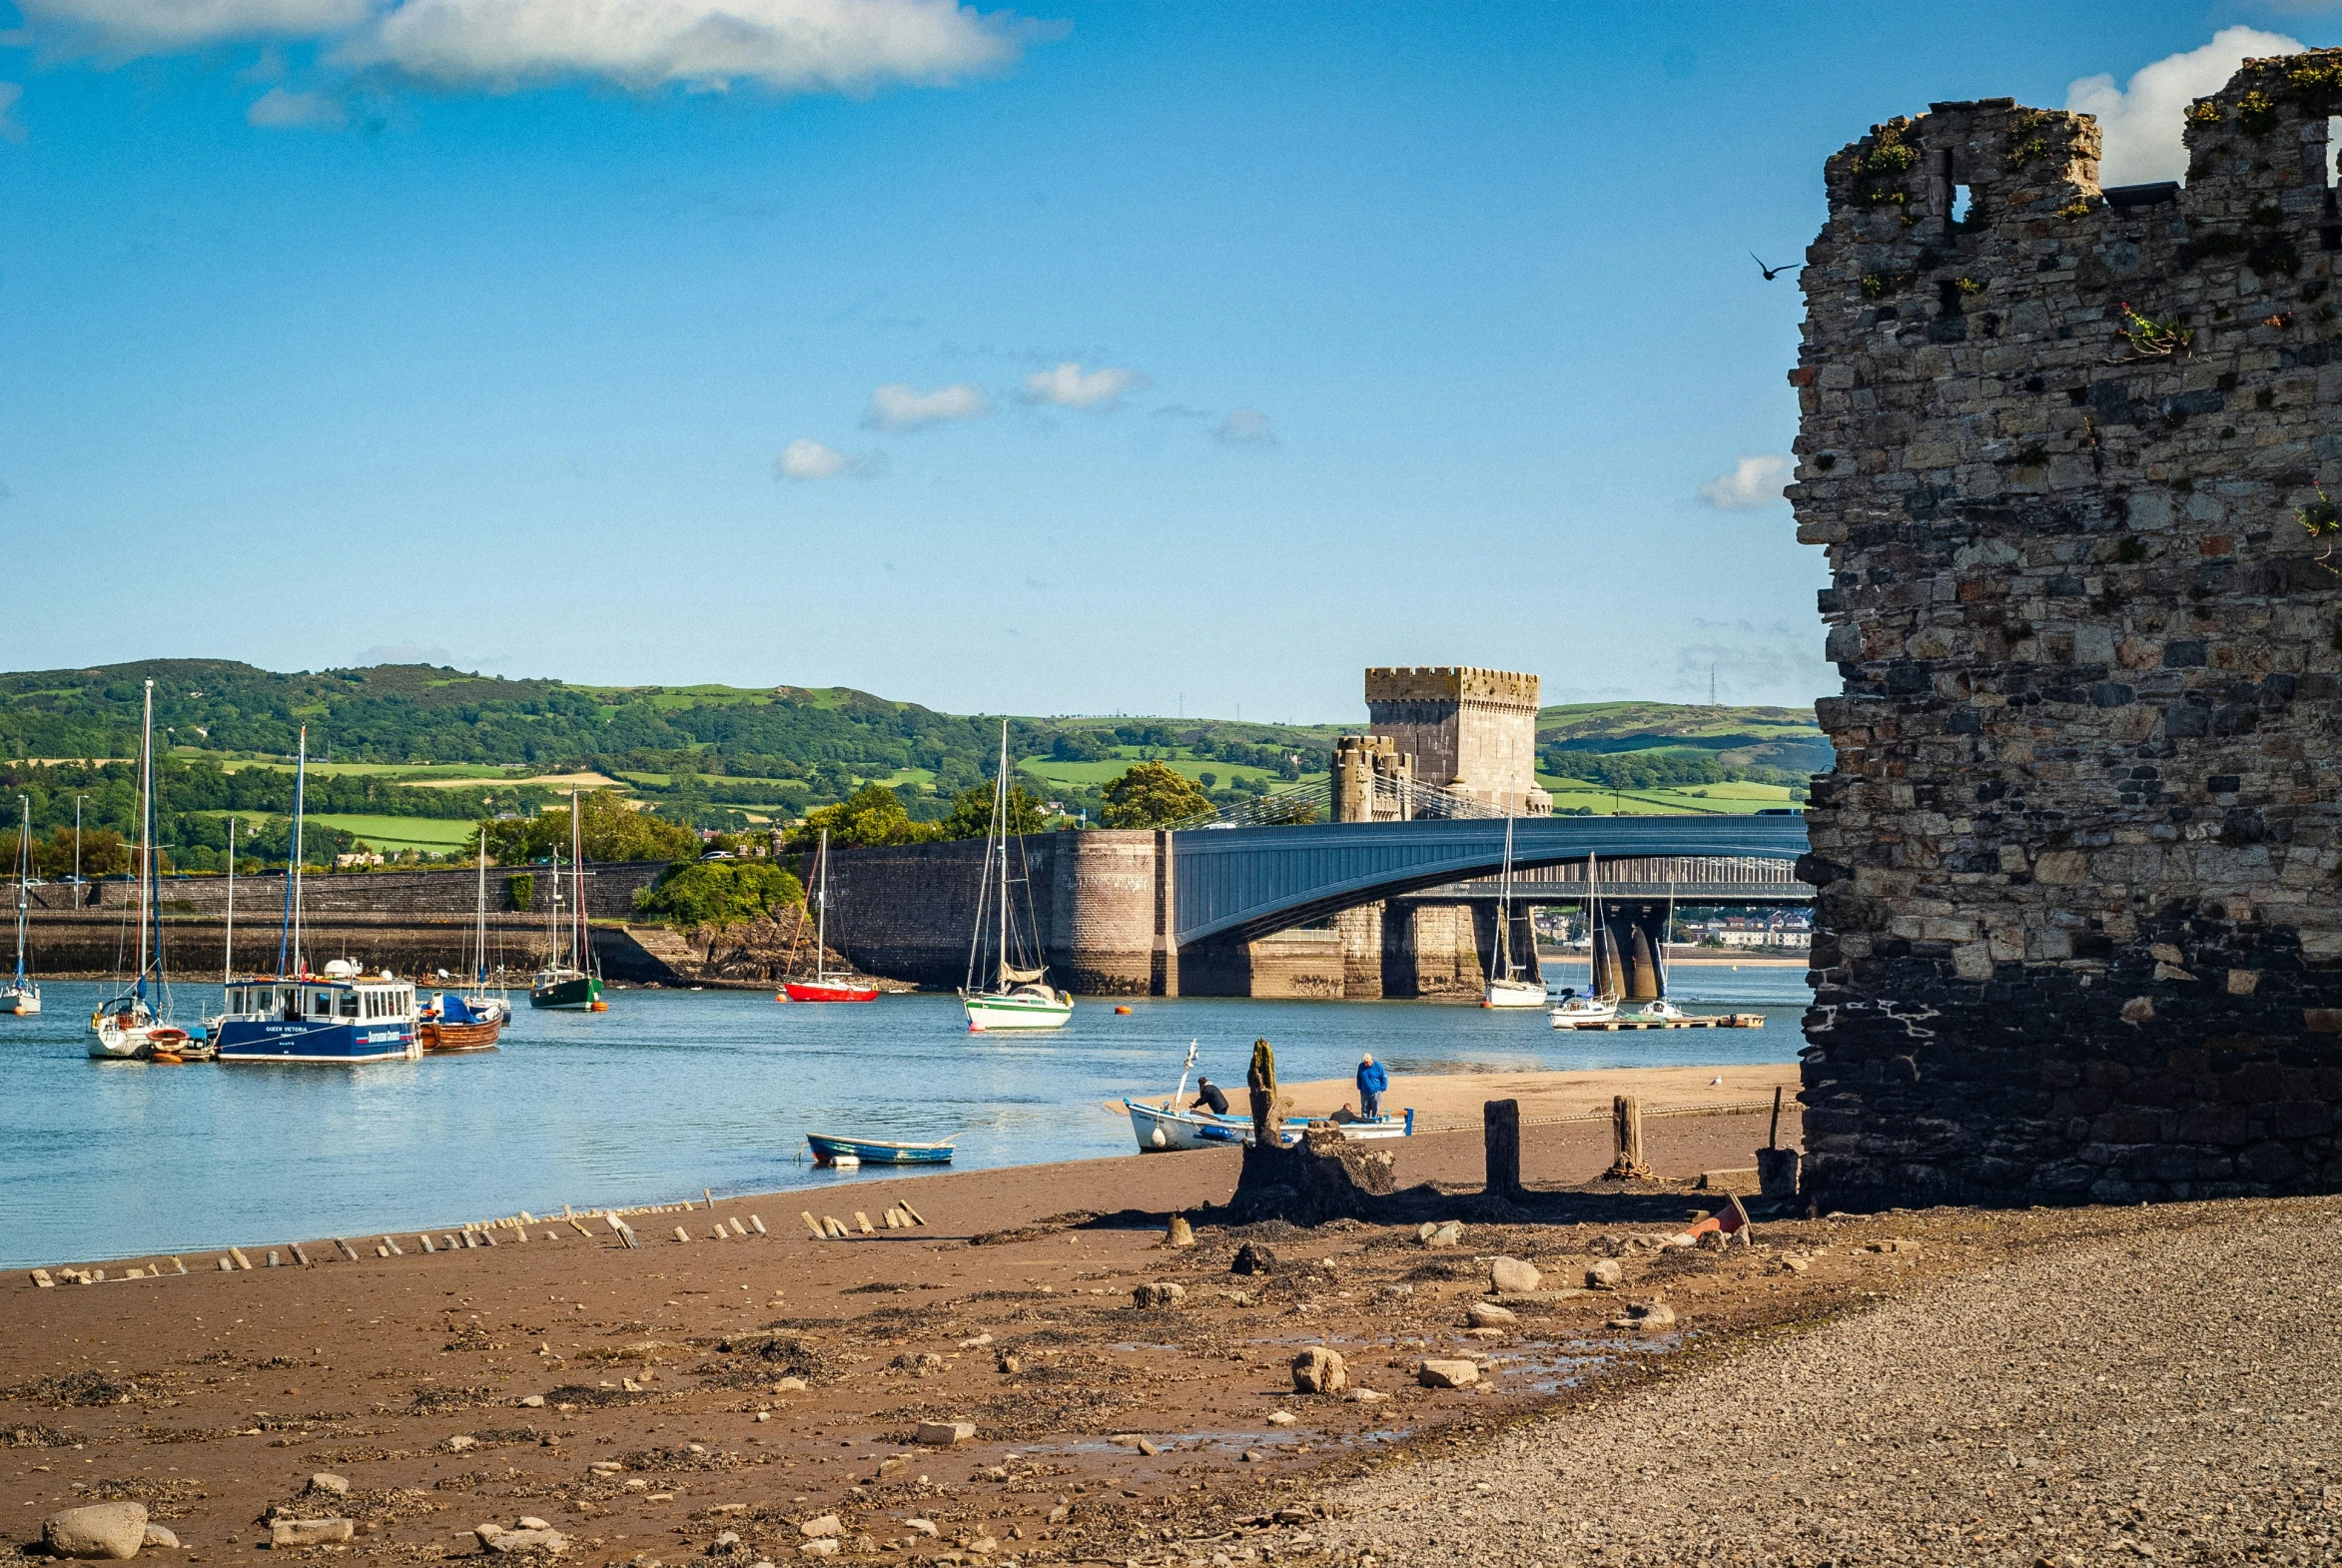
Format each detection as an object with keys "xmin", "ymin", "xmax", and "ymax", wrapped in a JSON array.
[
  {"xmin": 815, "ymin": 829, "xmax": 829, "ymax": 980},
  {"xmin": 571, "ymin": 789, "xmax": 585, "ymax": 976},
  {"xmin": 290, "ymin": 727, "xmax": 307, "ymax": 978},
  {"xmin": 14, "ymin": 795, "xmax": 28, "ymax": 989},
  {"xmin": 996, "ymin": 721, "xmax": 1010, "ymax": 988},
  {"xmin": 474, "ymin": 827, "xmax": 487, "ymax": 986},
  {"xmin": 223, "ymin": 813, "xmax": 235, "ymax": 987},
  {"xmin": 135, "ymin": 680, "xmax": 152, "ymax": 1000},
  {"xmin": 1497, "ymin": 817, "xmax": 1515, "ymax": 980}
]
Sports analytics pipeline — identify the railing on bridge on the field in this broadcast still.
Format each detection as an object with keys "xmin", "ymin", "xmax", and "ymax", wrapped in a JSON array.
[
  {"xmin": 1426, "ymin": 855, "xmax": 1813, "ymax": 904},
  {"xmin": 1169, "ymin": 774, "xmax": 1502, "ymax": 831}
]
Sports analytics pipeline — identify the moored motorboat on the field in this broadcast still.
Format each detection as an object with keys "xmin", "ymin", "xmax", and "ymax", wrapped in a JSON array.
[
  {"xmin": 1284, "ymin": 1109, "xmax": 1415, "ymax": 1141},
  {"xmin": 215, "ymin": 960, "xmax": 421, "ymax": 1064},
  {"xmin": 806, "ymin": 1133, "xmax": 954, "ymax": 1166},
  {"xmin": 420, "ymin": 990, "xmax": 501, "ymax": 1053},
  {"xmin": 1548, "ymin": 988, "xmax": 1620, "ymax": 1029}
]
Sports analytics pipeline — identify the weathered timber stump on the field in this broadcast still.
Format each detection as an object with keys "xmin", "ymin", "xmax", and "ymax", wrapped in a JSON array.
[
  {"xmin": 1484, "ymin": 1098, "xmax": 1523, "ymax": 1200},
  {"xmin": 1601, "ymin": 1094, "xmax": 1651, "ymax": 1180}
]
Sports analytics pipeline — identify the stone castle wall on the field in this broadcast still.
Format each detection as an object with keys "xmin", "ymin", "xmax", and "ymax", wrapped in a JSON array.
[{"xmin": 1793, "ymin": 60, "xmax": 2342, "ymax": 1207}]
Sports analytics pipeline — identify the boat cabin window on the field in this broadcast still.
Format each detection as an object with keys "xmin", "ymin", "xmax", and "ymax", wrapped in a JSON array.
[
  {"xmin": 340, "ymin": 989, "xmax": 360, "ymax": 1018},
  {"xmin": 312, "ymin": 989, "xmax": 333, "ymax": 1017}
]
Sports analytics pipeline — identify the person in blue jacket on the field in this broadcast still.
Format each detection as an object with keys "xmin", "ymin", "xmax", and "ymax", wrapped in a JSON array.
[{"xmin": 1355, "ymin": 1053, "xmax": 1389, "ymax": 1120}]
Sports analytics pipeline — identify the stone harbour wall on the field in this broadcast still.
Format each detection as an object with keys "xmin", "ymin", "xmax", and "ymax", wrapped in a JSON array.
[{"xmin": 1792, "ymin": 61, "xmax": 2342, "ymax": 1207}]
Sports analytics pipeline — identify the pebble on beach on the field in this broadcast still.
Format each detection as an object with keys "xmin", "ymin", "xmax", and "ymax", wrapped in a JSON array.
[{"xmin": 44, "ymin": 1503, "xmax": 150, "ymax": 1561}]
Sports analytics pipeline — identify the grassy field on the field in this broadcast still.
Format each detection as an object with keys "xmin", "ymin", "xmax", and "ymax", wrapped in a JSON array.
[
  {"xmin": 1018, "ymin": 757, "xmax": 1294, "ymax": 788},
  {"xmin": 305, "ymin": 814, "xmax": 483, "ymax": 851},
  {"xmin": 1542, "ymin": 775, "xmax": 1800, "ymax": 815}
]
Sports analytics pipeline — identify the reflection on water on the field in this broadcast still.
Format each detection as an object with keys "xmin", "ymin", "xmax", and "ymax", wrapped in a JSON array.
[{"xmin": 0, "ymin": 979, "xmax": 1803, "ymax": 1267}]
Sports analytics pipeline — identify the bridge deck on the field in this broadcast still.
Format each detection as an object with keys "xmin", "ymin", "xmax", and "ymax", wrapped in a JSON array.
[{"xmin": 1170, "ymin": 815, "xmax": 1810, "ymax": 946}]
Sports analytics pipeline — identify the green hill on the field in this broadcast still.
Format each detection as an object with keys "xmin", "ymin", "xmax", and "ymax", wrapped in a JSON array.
[{"xmin": 0, "ymin": 662, "xmax": 1826, "ymax": 851}]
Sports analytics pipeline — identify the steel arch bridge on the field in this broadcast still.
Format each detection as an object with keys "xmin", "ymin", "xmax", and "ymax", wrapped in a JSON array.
[{"xmin": 1168, "ymin": 814, "xmax": 1811, "ymax": 947}]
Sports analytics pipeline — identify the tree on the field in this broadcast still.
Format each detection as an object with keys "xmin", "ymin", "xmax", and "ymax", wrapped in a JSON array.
[
  {"xmin": 633, "ymin": 861, "xmax": 803, "ymax": 927},
  {"xmin": 1100, "ymin": 762, "xmax": 1210, "ymax": 828},
  {"xmin": 480, "ymin": 788, "xmax": 701, "ymax": 864},
  {"xmin": 793, "ymin": 783, "xmax": 937, "ymax": 848},
  {"xmin": 935, "ymin": 782, "xmax": 1048, "ymax": 841}
]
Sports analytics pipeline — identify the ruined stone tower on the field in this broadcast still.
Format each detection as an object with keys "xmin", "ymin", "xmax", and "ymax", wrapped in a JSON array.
[
  {"xmin": 1793, "ymin": 58, "xmax": 2342, "ymax": 1206},
  {"xmin": 1362, "ymin": 666, "xmax": 1551, "ymax": 816}
]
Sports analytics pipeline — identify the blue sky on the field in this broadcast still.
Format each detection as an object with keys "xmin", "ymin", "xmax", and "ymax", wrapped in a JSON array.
[{"xmin": 2, "ymin": 1, "xmax": 2334, "ymax": 721}]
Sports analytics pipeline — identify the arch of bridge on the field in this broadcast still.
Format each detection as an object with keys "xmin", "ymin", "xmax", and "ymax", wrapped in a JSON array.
[{"xmin": 1168, "ymin": 815, "xmax": 1811, "ymax": 948}]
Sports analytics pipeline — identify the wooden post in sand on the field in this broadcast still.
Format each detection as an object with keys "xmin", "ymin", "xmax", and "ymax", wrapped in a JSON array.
[
  {"xmin": 1483, "ymin": 1099, "xmax": 1523, "ymax": 1200},
  {"xmin": 1602, "ymin": 1095, "xmax": 1651, "ymax": 1180}
]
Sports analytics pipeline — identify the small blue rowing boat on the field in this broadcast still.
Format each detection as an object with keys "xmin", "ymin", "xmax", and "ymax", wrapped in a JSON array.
[{"xmin": 807, "ymin": 1133, "xmax": 955, "ymax": 1167}]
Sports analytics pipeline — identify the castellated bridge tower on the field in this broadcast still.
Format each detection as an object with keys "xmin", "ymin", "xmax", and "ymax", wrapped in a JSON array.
[
  {"xmin": 1793, "ymin": 58, "xmax": 2342, "ymax": 1208},
  {"xmin": 1358, "ymin": 666, "xmax": 1552, "ymax": 818}
]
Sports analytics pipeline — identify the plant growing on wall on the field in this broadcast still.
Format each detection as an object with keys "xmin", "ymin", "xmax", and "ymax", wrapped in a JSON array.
[
  {"xmin": 1849, "ymin": 125, "xmax": 1918, "ymax": 208},
  {"xmin": 2296, "ymin": 485, "xmax": 2341, "ymax": 574},
  {"xmin": 508, "ymin": 872, "xmax": 533, "ymax": 912},
  {"xmin": 2114, "ymin": 301, "xmax": 2194, "ymax": 358},
  {"xmin": 2236, "ymin": 89, "xmax": 2281, "ymax": 135}
]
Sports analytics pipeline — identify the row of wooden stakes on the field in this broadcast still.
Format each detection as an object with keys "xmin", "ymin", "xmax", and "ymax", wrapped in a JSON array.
[{"xmin": 801, "ymin": 1201, "xmax": 929, "ymax": 1239}]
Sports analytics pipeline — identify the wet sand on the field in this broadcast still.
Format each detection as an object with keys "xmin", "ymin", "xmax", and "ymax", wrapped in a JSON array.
[
  {"xmin": 1272, "ymin": 1064, "xmax": 1798, "ymax": 1130},
  {"xmin": 0, "ymin": 1075, "xmax": 1804, "ymax": 1566}
]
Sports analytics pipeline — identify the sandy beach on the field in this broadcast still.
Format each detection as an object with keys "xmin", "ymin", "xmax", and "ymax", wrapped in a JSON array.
[{"xmin": 7, "ymin": 1061, "xmax": 2318, "ymax": 1568}]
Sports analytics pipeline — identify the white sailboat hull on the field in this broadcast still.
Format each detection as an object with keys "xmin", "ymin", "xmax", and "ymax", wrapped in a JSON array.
[
  {"xmin": 1549, "ymin": 997, "xmax": 1621, "ymax": 1028},
  {"xmin": 963, "ymin": 989, "xmax": 1074, "ymax": 1031},
  {"xmin": 1483, "ymin": 979, "xmax": 1547, "ymax": 1009},
  {"xmin": 1, "ymin": 986, "xmax": 39, "ymax": 1016}
]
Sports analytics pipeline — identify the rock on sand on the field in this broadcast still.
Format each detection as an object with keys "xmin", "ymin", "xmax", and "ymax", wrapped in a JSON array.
[{"xmin": 44, "ymin": 1503, "xmax": 150, "ymax": 1560}]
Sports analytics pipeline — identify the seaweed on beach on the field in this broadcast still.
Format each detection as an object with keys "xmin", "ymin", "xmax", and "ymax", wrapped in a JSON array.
[
  {"xmin": 618, "ymin": 1444, "xmax": 750, "ymax": 1474},
  {"xmin": 409, "ymin": 1384, "xmax": 498, "ymax": 1414},
  {"xmin": 1, "ymin": 1423, "xmax": 78, "ymax": 1447},
  {"xmin": 83, "ymin": 1477, "xmax": 207, "ymax": 1519},
  {"xmin": 543, "ymin": 1383, "xmax": 653, "ymax": 1408},
  {"xmin": 9, "ymin": 1371, "xmax": 143, "ymax": 1407},
  {"xmin": 708, "ymin": 1331, "xmax": 837, "ymax": 1383}
]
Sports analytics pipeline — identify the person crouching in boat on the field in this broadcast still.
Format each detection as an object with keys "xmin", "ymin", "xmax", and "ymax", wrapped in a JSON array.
[
  {"xmin": 1246, "ymin": 1038, "xmax": 1276, "ymax": 1147},
  {"xmin": 1189, "ymin": 1076, "xmax": 1229, "ymax": 1117},
  {"xmin": 1356, "ymin": 1053, "xmax": 1387, "ymax": 1121}
]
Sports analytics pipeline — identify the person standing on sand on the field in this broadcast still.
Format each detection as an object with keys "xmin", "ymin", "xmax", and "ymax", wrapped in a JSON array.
[
  {"xmin": 1246, "ymin": 1037, "xmax": 1276, "ymax": 1147},
  {"xmin": 1356, "ymin": 1053, "xmax": 1387, "ymax": 1120}
]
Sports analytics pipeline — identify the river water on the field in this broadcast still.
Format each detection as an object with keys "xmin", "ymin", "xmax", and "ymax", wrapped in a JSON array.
[{"xmin": 0, "ymin": 964, "xmax": 1807, "ymax": 1268}]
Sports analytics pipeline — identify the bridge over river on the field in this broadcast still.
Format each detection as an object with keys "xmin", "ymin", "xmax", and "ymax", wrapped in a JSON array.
[{"xmin": 823, "ymin": 814, "xmax": 1812, "ymax": 1000}]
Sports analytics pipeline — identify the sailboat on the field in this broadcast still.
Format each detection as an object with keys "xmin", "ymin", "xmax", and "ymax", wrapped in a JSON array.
[
  {"xmin": 960, "ymin": 722, "xmax": 1073, "ymax": 1032},
  {"xmin": 213, "ymin": 727, "xmax": 422, "ymax": 1063},
  {"xmin": 783, "ymin": 829, "xmax": 878, "ymax": 1003},
  {"xmin": 422, "ymin": 828, "xmax": 506, "ymax": 1051},
  {"xmin": 3, "ymin": 795, "xmax": 39, "ymax": 1016},
  {"xmin": 1483, "ymin": 816, "xmax": 1546, "ymax": 1008},
  {"xmin": 90, "ymin": 680, "xmax": 177, "ymax": 1059},
  {"xmin": 530, "ymin": 790, "xmax": 602, "ymax": 1010},
  {"xmin": 1550, "ymin": 851, "xmax": 1620, "ymax": 1028}
]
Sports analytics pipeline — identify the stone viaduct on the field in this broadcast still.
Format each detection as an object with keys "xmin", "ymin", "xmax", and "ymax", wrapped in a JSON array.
[{"xmin": 1792, "ymin": 55, "xmax": 2342, "ymax": 1207}]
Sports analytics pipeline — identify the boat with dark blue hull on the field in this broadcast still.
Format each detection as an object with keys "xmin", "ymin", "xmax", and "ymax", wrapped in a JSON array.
[{"xmin": 214, "ymin": 962, "xmax": 420, "ymax": 1064}]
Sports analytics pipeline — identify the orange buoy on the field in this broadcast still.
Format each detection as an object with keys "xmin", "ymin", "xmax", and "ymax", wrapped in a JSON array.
[
  {"xmin": 589, "ymin": 1001, "xmax": 609, "ymax": 1012},
  {"xmin": 1115, "ymin": 1005, "xmax": 1133, "ymax": 1015}
]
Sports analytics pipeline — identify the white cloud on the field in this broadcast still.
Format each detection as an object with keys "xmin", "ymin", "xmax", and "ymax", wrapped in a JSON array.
[
  {"xmin": 2066, "ymin": 25, "xmax": 2303, "ymax": 187},
  {"xmin": 1697, "ymin": 454, "xmax": 1790, "ymax": 510},
  {"xmin": 862, "ymin": 381, "xmax": 990, "ymax": 430},
  {"xmin": 1020, "ymin": 361, "xmax": 1145, "ymax": 410},
  {"xmin": 775, "ymin": 437, "xmax": 884, "ymax": 480},
  {"xmin": 247, "ymin": 86, "xmax": 348, "ymax": 128},
  {"xmin": 0, "ymin": 84, "xmax": 23, "ymax": 145},
  {"xmin": 1212, "ymin": 407, "xmax": 1274, "ymax": 447},
  {"xmin": 340, "ymin": 0, "xmax": 1031, "ymax": 94},
  {"xmin": 18, "ymin": 0, "xmax": 366, "ymax": 54}
]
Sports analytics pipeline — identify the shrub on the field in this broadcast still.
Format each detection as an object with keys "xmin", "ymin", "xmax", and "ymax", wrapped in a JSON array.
[{"xmin": 633, "ymin": 861, "xmax": 804, "ymax": 928}]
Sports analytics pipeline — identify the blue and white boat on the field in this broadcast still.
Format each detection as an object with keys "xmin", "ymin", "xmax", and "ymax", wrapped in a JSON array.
[
  {"xmin": 806, "ymin": 1133, "xmax": 954, "ymax": 1166},
  {"xmin": 211, "ymin": 729, "xmax": 421, "ymax": 1065},
  {"xmin": 214, "ymin": 960, "xmax": 420, "ymax": 1064}
]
